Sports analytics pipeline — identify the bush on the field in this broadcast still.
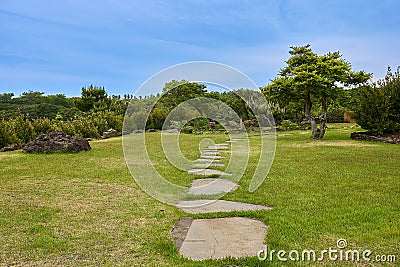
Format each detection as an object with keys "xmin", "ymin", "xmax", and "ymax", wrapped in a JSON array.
[
  {"xmin": 32, "ymin": 117, "xmax": 54, "ymax": 136},
  {"xmin": 0, "ymin": 119, "xmax": 20, "ymax": 148},
  {"xmin": 102, "ymin": 111, "xmax": 123, "ymax": 132},
  {"xmin": 91, "ymin": 114, "xmax": 108, "ymax": 134},
  {"xmin": 11, "ymin": 115, "xmax": 35, "ymax": 144},
  {"xmin": 55, "ymin": 120, "xmax": 76, "ymax": 137},
  {"xmin": 181, "ymin": 125, "xmax": 194, "ymax": 134},
  {"xmin": 71, "ymin": 116, "xmax": 100, "ymax": 138},
  {"xmin": 355, "ymin": 67, "xmax": 400, "ymax": 135},
  {"xmin": 0, "ymin": 110, "xmax": 125, "ymax": 148},
  {"xmin": 279, "ymin": 120, "xmax": 300, "ymax": 131}
]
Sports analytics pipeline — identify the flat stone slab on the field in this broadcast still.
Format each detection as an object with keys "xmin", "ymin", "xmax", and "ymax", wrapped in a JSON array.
[
  {"xmin": 176, "ymin": 200, "xmax": 272, "ymax": 214},
  {"xmin": 207, "ymin": 145, "xmax": 228, "ymax": 150},
  {"xmin": 175, "ymin": 217, "xmax": 267, "ymax": 260},
  {"xmin": 225, "ymin": 140, "xmax": 238, "ymax": 143},
  {"xmin": 188, "ymin": 169, "xmax": 231, "ymax": 176},
  {"xmin": 192, "ymin": 163, "xmax": 225, "ymax": 168},
  {"xmin": 201, "ymin": 151, "xmax": 220, "ymax": 155},
  {"xmin": 200, "ymin": 155, "xmax": 226, "ymax": 159},
  {"xmin": 195, "ymin": 158, "xmax": 222, "ymax": 162},
  {"xmin": 188, "ymin": 178, "xmax": 238, "ymax": 195}
]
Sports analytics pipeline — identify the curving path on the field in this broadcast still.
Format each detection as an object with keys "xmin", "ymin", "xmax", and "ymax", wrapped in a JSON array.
[{"xmin": 171, "ymin": 139, "xmax": 272, "ymax": 260}]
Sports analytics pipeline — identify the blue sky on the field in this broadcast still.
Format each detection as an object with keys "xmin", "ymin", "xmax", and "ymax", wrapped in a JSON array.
[{"xmin": 0, "ymin": 0, "xmax": 399, "ymax": 96}]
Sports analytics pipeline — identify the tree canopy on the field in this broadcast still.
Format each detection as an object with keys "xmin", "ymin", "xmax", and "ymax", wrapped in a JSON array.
[{"xmin": 263, "ymin": 45, "xmax": 371, "ymax": 139}]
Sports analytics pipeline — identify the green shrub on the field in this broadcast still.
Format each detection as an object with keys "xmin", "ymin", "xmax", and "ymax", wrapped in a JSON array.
[
  {"xmin": 32, "ymin": 117, "xmax": 54, "ymax": 136},
  {"xmin": 11, "ymin": 115, "xmax": 35, "ymax": 143},
  {"xmin": 91, "ymin": 114, "xmax": 108, "ymax": 134},
  {"xmin": 71, "ymin": 116, "xmax": 100, "ymax": 138},
  {"xmin": 181, "ymin": 125, "xmax": 194, "ymax": 134},
  {"xmin": 0, "ymin": 119, "xmax": 20, "ymax": 148},
  {"xmin": 279, "ymin": 120, "xmax": 300, "ymax": 131},
  {"xmin": 55, "ymin": 120, "xmax": 76, "ymax": 137},
  {"xmin": 355, "ymin": 67, "xmax": 400, "ymax": 135},
  {"xmin": 0, "ymin": 110, "xmax": 124, "ymax": 144},
  {"xmin": 102, "ymin": 111, "xmax": 123, "ymax": 132}
]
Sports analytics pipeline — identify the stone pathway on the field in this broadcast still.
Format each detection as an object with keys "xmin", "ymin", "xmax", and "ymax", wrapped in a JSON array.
[
  {"xmin": 172, "ymin": 138, "xmax": 271, "ymax": 261},
  {"xmin": 176, "ymin": 200, "xmax": 272, "ymax": 214},
  {"xmin": 187, "ymin": 178, "xmax": 238, "ymax": 195},
  {"xmin": 200, "ymin": 155, "xmax": 226, "ymax": 159},
  {"xmin": 195, "ymin": 158, "xmax": 222, "ymax": 162},
  {"xmin": 201, "ymin": 151, "xmax": 219, "ymax": 155},
  {"xmin": 178, "ymin": 217, "xmax": 267, "ymax": 260},
  {"xmin": 206, "ymin": 145, "xmax": 229, "ymax": 150},
  {"xmin": 192, "ymin": 163, "xmax": 225, "ymax": 168},
  {"xmin": 188, "ymin": 168, "xmax": 232, "ymax": 176}
]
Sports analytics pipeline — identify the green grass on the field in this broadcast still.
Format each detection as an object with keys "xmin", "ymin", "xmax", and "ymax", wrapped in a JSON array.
[{"xmin": 0, "ymin": 124, "xmax": 399, "ymax": 266}]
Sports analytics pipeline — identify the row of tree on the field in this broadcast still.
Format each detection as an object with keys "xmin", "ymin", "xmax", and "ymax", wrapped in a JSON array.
[
  {"xmin": 0, "ymin": 86, "xmax": 157, "ymax": 120},
  {"xmin": 1, "ymin": 44, "xmax": 398, "ymax": 144}
]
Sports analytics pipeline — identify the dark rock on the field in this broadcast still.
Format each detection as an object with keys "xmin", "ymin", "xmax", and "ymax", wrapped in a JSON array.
[
  {"xmin": 351, "ymin": 132, "xmax": 400, "ymax": 144},
  {"xmin": 0, "ymin": 143, "xmax": 23, "ymax": 152},
  {"xmin": 102, "ymin": 128, "xmax": 118, "ymax": 139},
  {"xmin": 23, "ymin": 131, "xmax": 91, "ymax": 153}
]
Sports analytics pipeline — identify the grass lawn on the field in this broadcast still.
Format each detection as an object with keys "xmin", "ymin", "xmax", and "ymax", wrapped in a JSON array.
[{"xmin": 0, "ymin": 124, "xmax": 399, "ymax": 266}]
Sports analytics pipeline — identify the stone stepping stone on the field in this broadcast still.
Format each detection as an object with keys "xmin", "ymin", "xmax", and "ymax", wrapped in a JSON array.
[
  {"xmin": 188, "ymin": 169, "xmax": 231, "ymax": 176},
  {"xmin": 201, "ymin": 151, "xmax": 220, "ymax": 155},
  {"xmin": 225, "ymin": 140, "xmax": 238, "ymax": 143},
  {"xmin": 231, "ymin": 138, "xmax": 248, "ymax": 140},
  {"xmin": 192, "ymin": 163, "xmax": 225, "ymax": 168},
  {"xmin": 176, "ymin": 200, "xmax": 272, "ymax": 214},
  {"xmin": 187, "ymin": 178, "xmax": 238, "ymax": 195},
  {"xmin": 207, "ymin": 145, "xmax": 228, "ymax": 150},
  {"xmin": 200, "ymin": 155, "xmax": 226, "ymax": 159},
  {"xmin": 195, "ymin": 158, "xmax": 222, "ymax": 162},
  {"xmin": 172, "ymin": 217, "xmax": 268, "ymax": 260}
]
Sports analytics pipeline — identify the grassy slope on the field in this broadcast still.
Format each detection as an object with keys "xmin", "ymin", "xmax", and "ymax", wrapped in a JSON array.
[{"xmin": 0, "ymin": 125, "xmax": 399, "ymax": 266}]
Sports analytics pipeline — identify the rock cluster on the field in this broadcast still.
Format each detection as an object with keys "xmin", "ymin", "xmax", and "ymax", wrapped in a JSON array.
[
  {"xmin": 0, "ymin": 143, "xmax": 23, "ymax": 152},
  {"xmin": 350, "ymin": 132, "xmax": 400, "ymax": 144},
  {"xmin": 23, "ymin": 131, "xmax": 91, "ymax": 153}
]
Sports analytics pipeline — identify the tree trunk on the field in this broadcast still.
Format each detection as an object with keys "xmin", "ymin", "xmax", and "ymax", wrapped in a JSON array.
[
  {"xmin": 319, "ymin": 95, "xmax": 328, "ymax": 139},
  {"xmin": 304, "ymin": 93, "xmax": 319, "ymax": 139}
]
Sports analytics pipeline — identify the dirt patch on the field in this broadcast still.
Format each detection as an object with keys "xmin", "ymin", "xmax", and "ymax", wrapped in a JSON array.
[
  {"xmin": 91, "ymin": 136, "xmax": 122, "ymax": 143},
  {"xmin": 284, "ymin": 141, "xmax": 378, "ymax": 148},
  {"xmin": 0, "ymin": 153, "xmax": 22, "ymax": 159}
]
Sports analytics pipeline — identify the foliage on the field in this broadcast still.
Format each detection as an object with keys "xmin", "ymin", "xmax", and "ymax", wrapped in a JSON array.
[
  {"xmin": 263, "ymin": 44, "xmax": 371, "ymax": 139},
  {"xmin": 279, "ymin": 120, "xmax": 300, "ymax": 131},
  {"xmin": 0, "ymin": 119, "xmax": 20, "ymax": 148},
  {"xmin": 0, "ymin": 92, "xmax": 76, "ymax": 120},
  {"xmin": 11, "ymin": 115, "xmax": 36, "ymax": 144},
  {"xmin": 32, "ymin": 117, "xmax": 54, "ymax": 135},
  {"xmin": 355, "ymin": 67, "xmax": 400, "ymax": 135},
  {"xmin": 74, "ymin": 85, "xmax": 112, "ymax": 112},
  {"xmin": 0, "ymin": 111, "xmax": 125, "ymax": 148}
]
